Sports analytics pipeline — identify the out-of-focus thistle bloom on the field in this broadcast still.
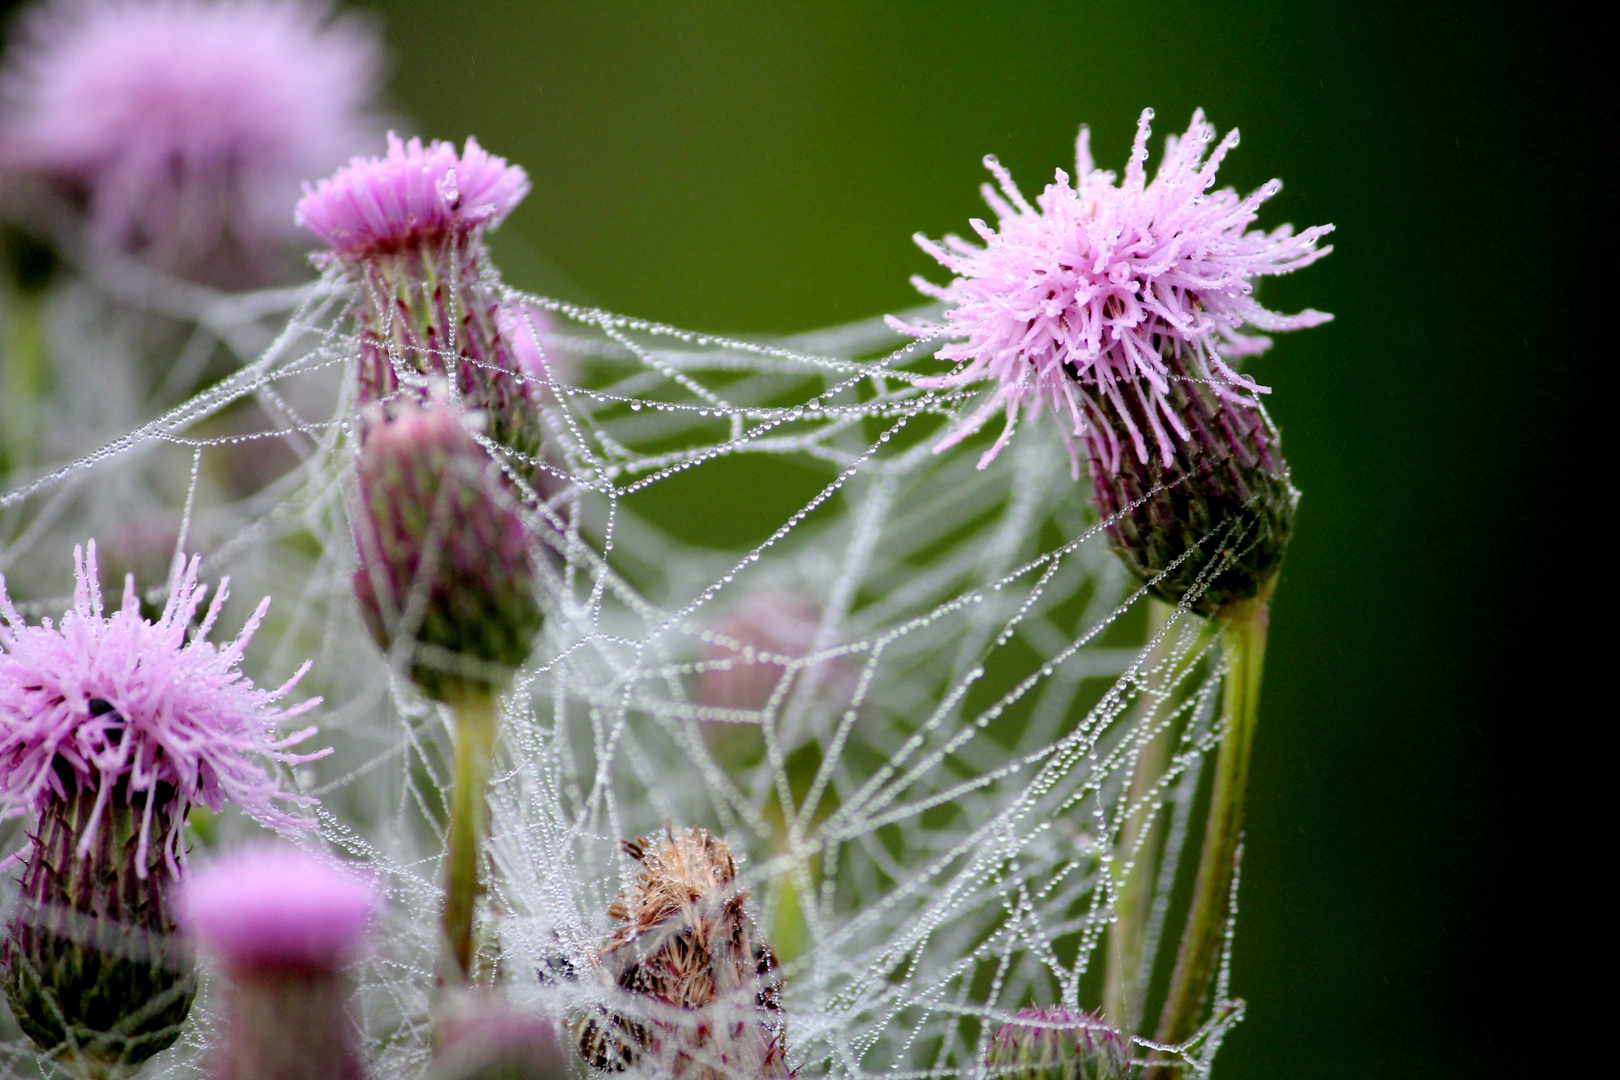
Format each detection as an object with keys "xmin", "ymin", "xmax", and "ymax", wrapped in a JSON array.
[
  {"xmin": 352, "ymin": 392, "xmax": 542, "ymax": 703},
  {"xmin": 985, "ymin": 1008, "xmax": 1132, "ymax": 1080},
  {"xmin": 699, "ymin": 591, "xmax": 833, "ymax": 717},
  {"xmin": 430, "ymin": 1000, "xmax": 571, "ymax": 1080},
  {"xmin": 0, "ymin": 0, "xmax": 381, "ymax": 286},
  {"xmin": 0, "ymin": 544, "xmax": 326, "ymax": 1075},
  {"xmin": 577, "ymin": 827, "xmax": 791, "ymax": 1079},
  {"xmin": 296, "ymin": 134, "xmax": 544, "ymax": 468},
  {"xmin": 182, "ymin": 844, "xmax": 378, "ymax": 1080},
  {"xmin": 697, "ymin": 591, "xmax": 850, "ymax": 768},
  {"xmin": 893, "ymin": 108, "xmax": 1333, "ymax": 616}
]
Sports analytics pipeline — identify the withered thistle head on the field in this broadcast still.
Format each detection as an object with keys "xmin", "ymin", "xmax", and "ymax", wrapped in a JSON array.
[
  {"xmin": 577, "ymin": 827, "xmax": 790, "ymax": 1079},
  {"xmin": 352, "ymin": 392, "xmax": 542, "ymax": 702},
  {"xmin": 986, "ymin": 1008, "xmax": 1132, "ymax": 1080}
]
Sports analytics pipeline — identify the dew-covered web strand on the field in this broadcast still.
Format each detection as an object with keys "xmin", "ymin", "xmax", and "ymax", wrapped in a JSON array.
[{"xmin": 0, "ymin": 269, "xmax": 1250, "ymax": 1079}]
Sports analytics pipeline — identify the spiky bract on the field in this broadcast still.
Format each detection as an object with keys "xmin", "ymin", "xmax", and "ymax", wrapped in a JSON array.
[{"xmin": 986, "ymin": 1008, "xmax": 1131, "ymax": 1080}]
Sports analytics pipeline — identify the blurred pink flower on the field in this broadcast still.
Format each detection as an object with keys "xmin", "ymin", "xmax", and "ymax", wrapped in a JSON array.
[
  {"xmin": 699, "ymin": 590, "xmax": 847, "ymax": 717},
  {"xmin": 0, "ymin": 0, "xmax": 382, "ymax": 284},
  {"xmin": 182, "ymin": 844, "xmax": 378, "ymax": 972},
  {"xmin": 890, "ymin": 108, "xmax": 1333, "ymax": 475}
]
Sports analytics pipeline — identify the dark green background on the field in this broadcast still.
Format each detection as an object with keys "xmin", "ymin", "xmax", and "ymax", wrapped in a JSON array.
[
  {"xmin": 352, "ymin": 5, "xmax": 1569, "ymax": 1076},
  {"xmin": 3, "ymin": 1, "xmax": 1573, "ymax": 1075}
]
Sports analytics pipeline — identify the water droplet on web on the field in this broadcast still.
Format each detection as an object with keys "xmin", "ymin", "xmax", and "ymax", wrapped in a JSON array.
[{"xmin": 630, "ymin": 402, "xmax": 642, "ymax": 411}]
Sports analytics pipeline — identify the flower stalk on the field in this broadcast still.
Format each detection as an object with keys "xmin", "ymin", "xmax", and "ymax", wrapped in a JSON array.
[
  {"xmin": 442, "ymin": 686, "xmax": 497, "ymax": 985},
  {"xmin": 1146, "ymin": 588, "xmax": 1269, "ymax": 1072},
  {"xmin": 1104, "ymin": 601, "xmax": 1215, "ymax": 1035}
]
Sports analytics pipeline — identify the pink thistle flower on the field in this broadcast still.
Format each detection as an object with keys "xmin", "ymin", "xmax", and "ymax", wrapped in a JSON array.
[
  {"xmin": 890, "ymin": 107, "xmax": 1333, "ymax": 475},
  {"xmin": 0, "ymin": 0, "xmax": 382, "ymax": 285},
  {"xmin": 0, "ymin": 544, "xmax": 326, "ymax": 1072},
  {"xmin": 297, "ymin": 134, "xmax": 544, "ymax": 471},
  {"xmin": 182, "ymin": 844, "xmax": 378, "ymax": 973},
  {"xmin": 495, "ymin": 301, "xmax": 577, "ymax": 395},
  {"xmin": 0, "ymin": 542, "xmax": 326, "ymax": 871},
  {"xmin": 295, "ymin": 132, "xmax": 529, "ymax": 257},
  {"xmin": 182, "ymin": 845, "xmax": 378, "ymax": 1080}
]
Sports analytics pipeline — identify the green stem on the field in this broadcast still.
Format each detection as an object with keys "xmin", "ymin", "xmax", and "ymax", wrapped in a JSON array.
[
  {"xmin": 1104, "ymin": 601, "xmax": 1214, "ymax": 1035},
  {"xmin": 442, "ymin": 689, "xmax": 497, "ymax": 985},
  {"xmin": 2, "ymin": 286, "xmax": 47, "ymax": 474},
  {"xmin": 1147, "ymin": 591, "xmax": 1269, "ymax": 1072}
]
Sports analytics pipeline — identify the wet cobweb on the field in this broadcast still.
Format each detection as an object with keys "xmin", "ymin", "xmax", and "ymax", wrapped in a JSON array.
[{"xmin": 0, "ymin": 264, "xmax": 1242, "ymax": 1078}]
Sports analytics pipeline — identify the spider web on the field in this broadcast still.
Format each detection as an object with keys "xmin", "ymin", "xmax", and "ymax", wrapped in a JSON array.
[{"xmin": 0, "ymin": 257, "xmax": 1246, "ymax": 1079}]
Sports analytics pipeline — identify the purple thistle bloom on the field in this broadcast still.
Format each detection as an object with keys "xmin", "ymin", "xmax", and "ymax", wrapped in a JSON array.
[
  {"xmin": 891, "ymin": 107, "xmax": 1332, "ymax": 475},
  {"xmin": 986, "ymin": 1007, "xmax": 1131, "ymax": 1080},
  {"xmin": 0, "ymin": 0, "xmax": 382, "ymax": 285},
  {"xmin": 182, "ymin": 845, "xmax": 377, "ymax": 1080},
  {"xmin": 297, "ymin": 134, "xmax": 544, "ymax": 470},
  {"xmin": 0, "ymin": 544, "xmax": 326, "ymax": 869},
  {"xmin": 352, "ymin": 392, "xmax": 542, "ymax": 702},
  {"xmin": 0, "ymin": 544, "xmax": 326, "ymax": 1072},
  {"xmin": 181, "ymin": 844, "xmax": 378, "ymax": 973},
  {"xmin": 896, "ymin": 109, "xmax": 1334, "ymax": 616},
  {"xmin": 295, "ymin": 132, "xmax": 528, "ymax": 257}
]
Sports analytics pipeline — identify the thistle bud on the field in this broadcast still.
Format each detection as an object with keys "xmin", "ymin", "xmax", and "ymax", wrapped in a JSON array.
[
  {"xmin": 985, "ymin": 1009, "xmax": 1132, "ymax": 1080},
  {"xmin": 0, "ymin": 546, "xmax": 327, "ymax": 1076},
  {"xmin": 577, "ymin": 827, "xmax": 791, "ymax": 1079},
  {"xmin": 296, "ymin": 134, "xmax": 543, "ymax": 467},
  {"xmin": 352, "ymin": 394, "xmax": 542, "ymax": 702},
  {"xmin": 890, "ymin": 108, "xmax": 1331, "ymax": 618},
  {"xmin": 182, "ymin": 845, "xmax": 379, "ymax": 1080},
  {"xmin": 431, "ymin": 998, "xmax": 571, "ymax": 1080}
]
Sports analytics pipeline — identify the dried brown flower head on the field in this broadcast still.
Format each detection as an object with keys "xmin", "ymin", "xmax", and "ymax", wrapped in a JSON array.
[{"xmin": 576, "ymin": 827, "xmax": 790, "ymax": 1079}]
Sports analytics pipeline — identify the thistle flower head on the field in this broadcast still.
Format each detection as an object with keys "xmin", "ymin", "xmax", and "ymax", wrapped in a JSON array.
[
  {"xmin": 296, "ymin": 132, "xmax": 529, "ymax": 257},
  {"xmin": 985, "ymin": 1008, "xmax": 1131, "ymax": 1080},
  {"xmin": 0, "ymin": 543, "xmax": 326, "ymax": 873},
  {"xmin": 352, "ymin": 391, "xmax": 542, "ymax": 701},
  {"xmin": 0, "ymin": 0, "xmax": 381, "ymax": 282},
  {"xmin": 181, "ymin": 844, "xmax": 378, "ymax": 974},
  {"xmin": 578, "ymin": 827, "xmax": 790, "ymax": 1079},
  {"xmin": 891, "ymin": 107, "xmax": 1333, "ymax": 474}
]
